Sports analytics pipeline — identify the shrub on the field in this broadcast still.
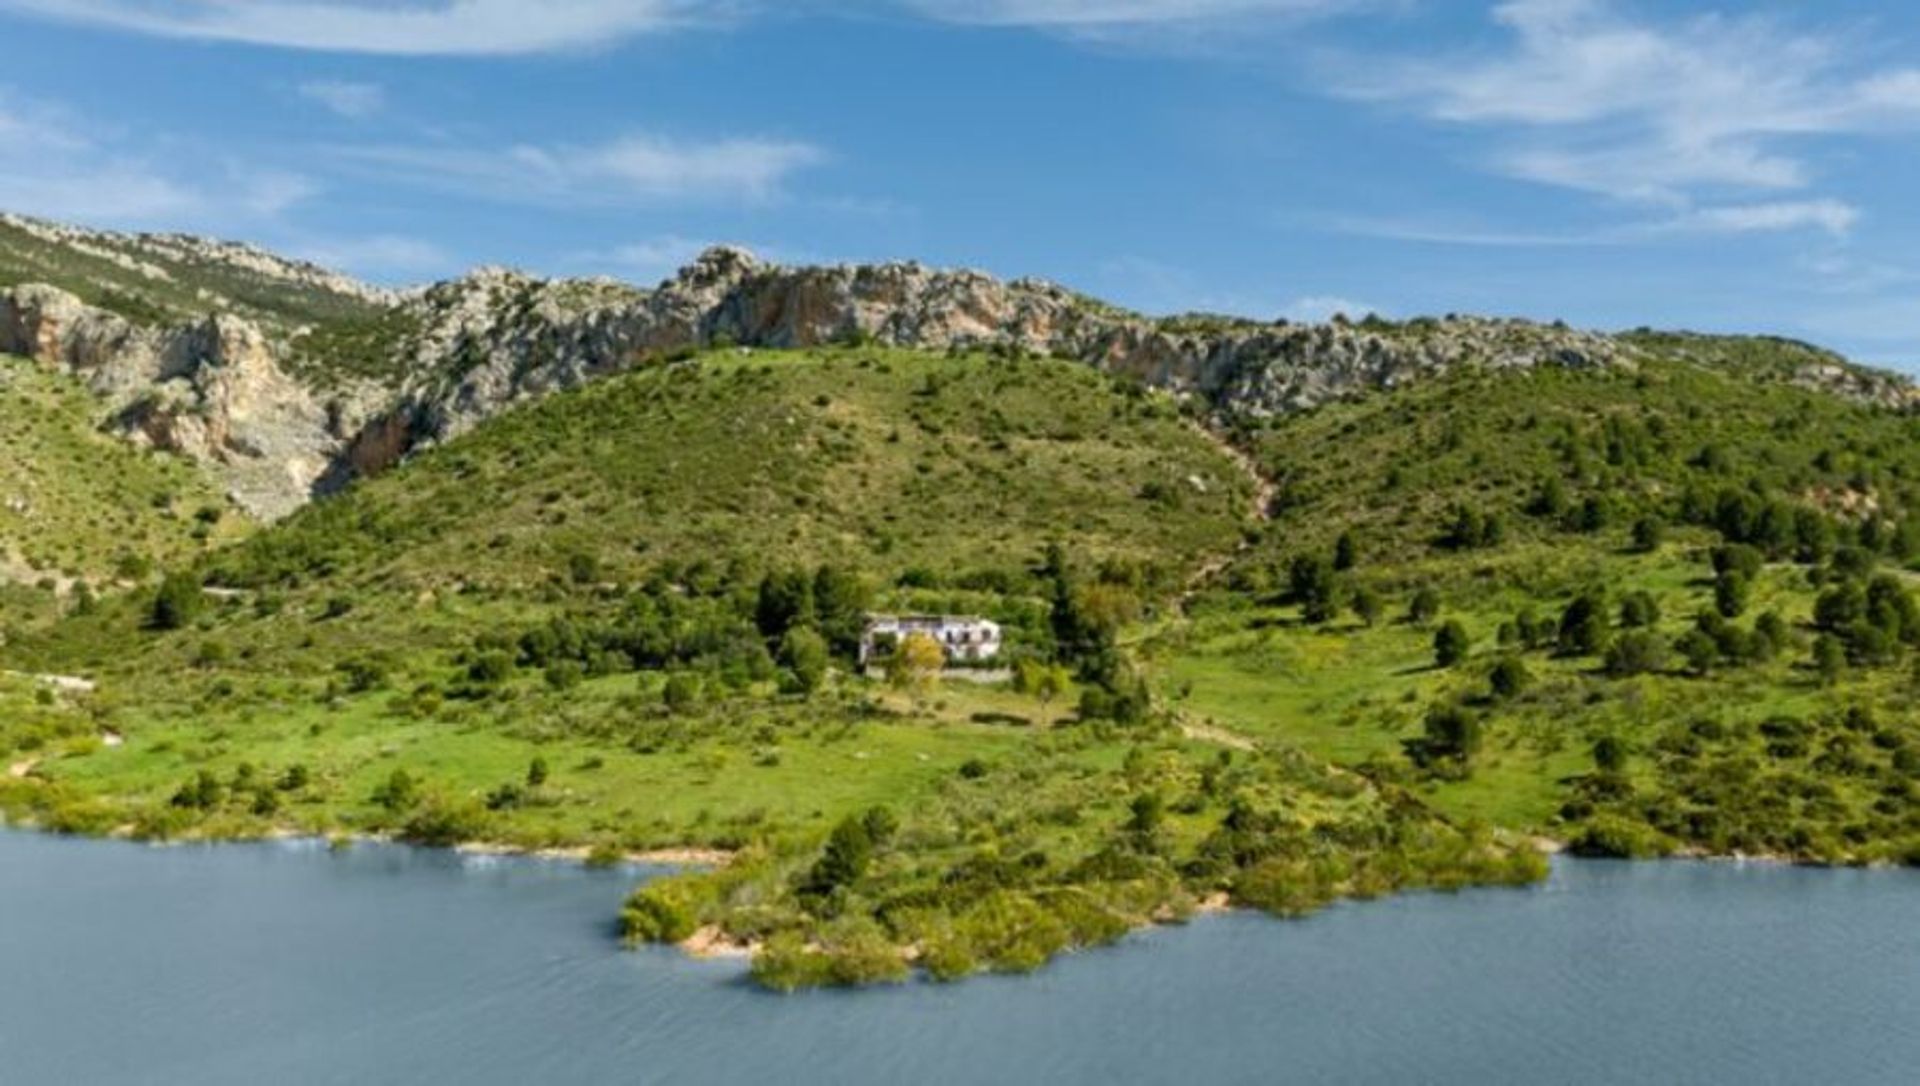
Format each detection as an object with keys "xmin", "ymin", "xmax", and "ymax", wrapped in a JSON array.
[
  {"xmin": 1433, "ymin": 621, "xmax": 1471, "ymax": 668},
  {"xmin": 1488, "ymin": 656, "xmax": 1532, "ymax": 700},
  {"xmin": 149, "ymin": 572, "xmax": 202, "ymax": 631},
  {"xmin": 1605, "ymin": 631, "xmax": 1669, "ymax": 677}
]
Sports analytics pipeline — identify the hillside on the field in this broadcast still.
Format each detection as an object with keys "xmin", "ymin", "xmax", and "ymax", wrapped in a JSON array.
[
  {"xmin": 9, "ymin": 346, "xmax": 1251, "ymax": 683},
  {"xmin": 1159, "ymin": 345, "xmax": 1920, "ymax": 864},
  {"xmin": 0, "ymin": 354, "xmax": 242, "ymax": 629},
  {"xmin": 0, "ymin": 212, "xmax": 387, "ymax": 329},
  {"xmin": 22, "ymin": 210, "xmax": 1905, "ymax": 524}
]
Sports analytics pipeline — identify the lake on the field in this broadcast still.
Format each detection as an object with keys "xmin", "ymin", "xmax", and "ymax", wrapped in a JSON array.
[{"xmin": 2, "ymin": 830, "xmax": 1915, "ymax": 1085}]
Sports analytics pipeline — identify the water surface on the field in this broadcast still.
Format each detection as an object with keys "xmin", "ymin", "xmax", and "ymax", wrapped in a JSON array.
[{"xmin": 2, "ymin": 831, "xmax": 1915, "ymax": 1085}]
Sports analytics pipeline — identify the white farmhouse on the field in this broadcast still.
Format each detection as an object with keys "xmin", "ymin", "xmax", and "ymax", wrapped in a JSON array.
[{"xmin": 860, "ymin": 614, "xmax": 1003, "ymax": 665}]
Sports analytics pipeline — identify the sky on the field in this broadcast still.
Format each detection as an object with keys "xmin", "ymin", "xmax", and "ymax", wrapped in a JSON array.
[{"xmin": 0, "ymin": 0, "xmax": 1918, "ymax": 367}]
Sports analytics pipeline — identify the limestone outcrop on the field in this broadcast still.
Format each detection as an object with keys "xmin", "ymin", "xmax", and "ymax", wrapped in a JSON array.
[{"xmin": 3, "ymin": 223, "xmax": 1913, "ymax": 521}]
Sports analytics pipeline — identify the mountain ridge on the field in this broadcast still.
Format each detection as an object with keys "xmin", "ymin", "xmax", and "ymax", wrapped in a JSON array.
[{"xmin": 2, "ymin": 212, "xmax": 1914, "ymax": 521}]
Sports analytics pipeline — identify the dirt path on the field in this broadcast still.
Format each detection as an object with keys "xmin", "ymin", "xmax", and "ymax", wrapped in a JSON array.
[
  {"xmin": 1, "ymin": 670, "xmax": 96, "ymax": 694},
  {"xmin": 1176, "ymin": 714, "xmax": 1258, "ymax": 752},
  {"xmin": 1180, "ymin": 418, "xmax": 1276, "ymax": 604},
  {"xmin": 0, "ymin": 549, "xmax": 80, "ymax": 596},
  {"xmin": 7, "ymin": 756, "xmax": 39, "ymax": 779}
]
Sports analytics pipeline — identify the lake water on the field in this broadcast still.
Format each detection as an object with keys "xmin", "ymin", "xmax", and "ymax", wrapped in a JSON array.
[{"xmin": 2, "ymin": 831, "xmax": 1916, "ymax": 1085}]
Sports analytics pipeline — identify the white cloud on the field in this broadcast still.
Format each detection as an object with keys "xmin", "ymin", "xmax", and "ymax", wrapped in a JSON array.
[
  {"xmin": 910, "ymin": 0, "xmax": 1361, "ymax": 27},
  {"xmin": 1661, "ymin": 199, "xmax": 1859, "ymax": 238},
  {"xmin": 1342, "ymin": 0, "xmax": 1920, "ymax": 207},
  {"xmin": 334, "ymin": 132, "xmax": 826, "ymax": 205},
  {"xmin": 0, "ymin": 90, "xmax": 314, "ymax": 226},
  {"xmin": 0, "ymin": 0, "xmax": 703, "ymax": 56},
  {"xmin": 298, "ymin": 80, "xmax": 384, "ymax": 118}
]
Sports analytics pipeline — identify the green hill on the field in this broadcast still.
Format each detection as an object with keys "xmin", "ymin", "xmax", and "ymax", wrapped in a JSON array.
[
  {"xmin": 0, "ymin": 214, "xmax": 382, "ymax": 330},
  {"xmin": 1158, "ymin": 339, "xmax": 1920, "ymax": 864},
  {"xmin": 0, "ymin": 355, "xmax": 243, "ymax": 627}
]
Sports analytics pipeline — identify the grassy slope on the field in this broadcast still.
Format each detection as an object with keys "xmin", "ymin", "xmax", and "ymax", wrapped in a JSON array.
[
  {"xmin": 1157, "ymin": 345, "xmax": 1920, "ymax": 862},
  {"xmin": 3, "ymin": 346, "xmax": 1249, "ymax": 817},
  {"xmin": 13, "ymin": 347, "xmax": 1248, "ymax": 679},
  {"xmin": 0, "ymin": 355, "xmax": 244, "ymax": 616},
  {"xmin": 0, "ymin": 217, "xmax": 378, "ymax": 329}
]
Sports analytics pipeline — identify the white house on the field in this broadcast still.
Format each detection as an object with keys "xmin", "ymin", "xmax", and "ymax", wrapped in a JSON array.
[{"xmin": 859, "ymin": 614, "xmax": 1003, "ymax": 665}]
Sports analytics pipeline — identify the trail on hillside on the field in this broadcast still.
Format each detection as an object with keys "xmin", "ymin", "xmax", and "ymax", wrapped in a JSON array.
[
  {"xmin": 1180, "ymin": 418, "xmax": 1275, "ymax": 605},
  {"xmin": 1151, "ymin": 418, "xmax": 1277, "ymax": 754}
]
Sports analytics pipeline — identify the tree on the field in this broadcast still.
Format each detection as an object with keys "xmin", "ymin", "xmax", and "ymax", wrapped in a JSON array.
[
  {"xmin": 1408, "ymin": 587, "xmax": 1441, "ymax": 627},
  {"xmin": 1351, "ymin": 585, "xmax": 1384, "ymax": 627},
  {"xmin": 811, "ymin": 566, "xmax": 872, "ymax": 659},
  {"xmin": 802, "ymin": 816, "xmax": 874, "ymax": 897},
  {"xmin": 1618, "ymin": 591, "xmax": 1661, "ymax": 629},
  {"xmin": 1420, "ymin": 705, "xmax": 1481, "ymax": 762},
  {"xmin": 887, "ymin": 632, "xmax": 945, "ymax": 692},
  {"xmin": 780, "ymin": 626, "xmax": 831, "ymax": 694},
  {"xmin": 373, "ymin": 768, "xmax": 419, "ymax": 812},
  {"xmin": 1288, "ymin": 554, "xmax": 1338, "ymax": 624},
  {"xmin": 526, "ymin": 757, "xmax": 549, "ymax": 788},
  {"xmin": 1433, "ymin": 621, "xmax": 1472, "ymax": 668},
  {"xmin": 1676, "ymin": 629, "xmax": 1718, "ymax": 676},
  {"xmin": 754, "ymin": 570, "xmax": 814, "ymax": 640},
  {"xmin": 1488, "ymin": 656, "xmax": 1532, "ymax": 700},
  {"xmin": 1127, "ymin": 792, "xmax": 1165, "ymax": 838},
  {"xmin": 1630, "ymin": 516, "xmax": 1666, "ymax": 553},
  {"xmin": 1441, "ymin": 505, "xmax": 1502, "ymax": 550},
  {"xmin": 1558, "ymin": 592, "xmax": 1610, "ymax": 656},
  {"xmin": 1593, "ymin": 735, "xmax": 1630, "ymax": 773},
  {"xmin": 150, "ymin": 572, "xmax": 203, "ymax": 631},
  {"xmin": 1332, "ymin": 531, "xmax": 1359, "ymax": 572},
  {"xmin": 1714, "ymin": 572, "xmax": 1751, "ymax": 619},
  {"xmin": 1605, "ymin": 631, "xmax": 1669, "ymax": 677},
  {"xmin": 466, "ymin": 650, "xmax": 514, "ymax": 686},
  {"xmin": 1813, "ymin": 635, "xmax": 1847, "ymax": 686}
]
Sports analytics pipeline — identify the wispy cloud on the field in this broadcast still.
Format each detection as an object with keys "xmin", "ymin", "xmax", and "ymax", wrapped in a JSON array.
[
  {"xmin": 0, "ymin": 0, "xmax": 704, "ymax": 56},
  {"xmin": 0, "ymin": 89, "xmax": 313, "ymax": 226},
  {"xmin": 333, "ymin": 132, "xmax": 827, "ymax": 205},
  {"xmin": 1659, "ymin": 199, "xmax": 1859, "ymax": 238},
  {"xmin": 1324, "ymin": 197, "xmax": 1859, "ymax": 249},
  {"xmin": 1340, "ymin": 0, "xmax": 1920, "ymax": 209},
  {"xmin": 298, "ymin": 80, "xmax": 384, "ymax": 118}
]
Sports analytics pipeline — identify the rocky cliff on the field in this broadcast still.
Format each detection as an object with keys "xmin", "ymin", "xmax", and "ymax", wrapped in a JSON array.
[{"xmin": 3, "ymin": 218, "xmax": 1914, "ymax": 520}]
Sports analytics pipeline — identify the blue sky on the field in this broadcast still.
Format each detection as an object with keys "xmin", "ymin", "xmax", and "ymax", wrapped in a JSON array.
[{"xmin": 1, "ymin": 1, "xmax": 1918, "ymax": 366}]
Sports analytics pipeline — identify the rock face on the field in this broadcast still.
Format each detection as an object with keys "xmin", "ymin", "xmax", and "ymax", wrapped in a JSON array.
[
  {"xmin": 3, "ymin": 231, "xmax": 1915, "ymax": 520},
  {"xmin": 0, "ymin": 284, "xmax": 335, "ymax": 519},
  {"xmin": 396, "ymin": 247, "xmax": 1634, "ymax": 447}
]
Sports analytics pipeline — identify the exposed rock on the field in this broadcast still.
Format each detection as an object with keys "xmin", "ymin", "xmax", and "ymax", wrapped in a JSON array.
[
  {"xmin": 1, "ymin": 284, "xmax": 336, "ymax": 519},
  {"xmin": 397, "ymin": 250, "xmax": 1636, "ymax": 446},
  {"xmin": 4, "ymin": 222, "xmax": 1915, "ymax": 521}
]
